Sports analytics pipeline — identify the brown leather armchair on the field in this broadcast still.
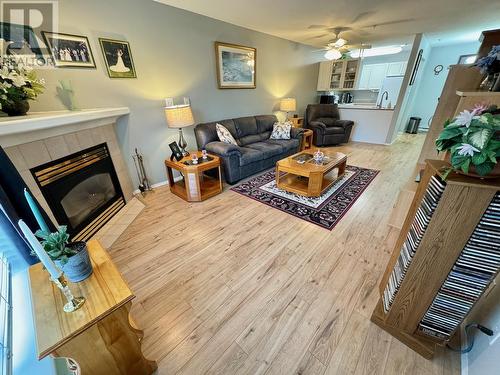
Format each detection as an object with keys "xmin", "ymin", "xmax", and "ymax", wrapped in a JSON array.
[{"xmin": 305, "ymin": 104, "xmax": 354, "ymax": 146}]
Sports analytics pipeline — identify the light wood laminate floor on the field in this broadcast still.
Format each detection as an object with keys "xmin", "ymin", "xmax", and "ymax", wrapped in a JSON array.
[{"xmin": 109, "ymin": 134, "xmax": 460, "ymax": 375}]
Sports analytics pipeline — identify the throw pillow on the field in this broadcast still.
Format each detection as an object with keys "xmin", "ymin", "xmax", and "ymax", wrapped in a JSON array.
[
  {"xmin": 270, "ymin": 121, "xmax": 292, "ymax": 140},
  {"xmin": 216, "ymin": 123, "xmax": 238, "ymax": 145}
]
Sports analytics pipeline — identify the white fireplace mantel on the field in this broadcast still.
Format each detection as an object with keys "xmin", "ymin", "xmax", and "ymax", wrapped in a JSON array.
[{"xmin": 0, "ymin": 107, "xmax": 130, "ymax": 147}]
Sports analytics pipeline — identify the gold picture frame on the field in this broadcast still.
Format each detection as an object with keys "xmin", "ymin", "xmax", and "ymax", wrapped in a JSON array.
[
  {"xmin": 215, "ymin": 42, "xmax": 256, "ymax": 89},
  {"xmin": 99, "ymin": 38, "xmax": 137, "ymax": 79}
]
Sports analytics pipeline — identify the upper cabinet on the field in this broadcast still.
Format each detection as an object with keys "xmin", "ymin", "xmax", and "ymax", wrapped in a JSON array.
[
  {"xmin": 387, "ymin": 61, "xmax": 407, "ymax": 76},
  {"xmin": 316, "ymin": 59, "xmax": 360, "ymax": 91},
  {"xmin": 357, "ymin": 61, "xmax": 408, "ymax": 90}
]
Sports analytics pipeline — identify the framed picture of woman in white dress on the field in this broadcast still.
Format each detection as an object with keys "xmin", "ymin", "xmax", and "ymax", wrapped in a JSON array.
[
  {"xmin": 42, "ymin": 32, "xmax": 96, "ymax": 68},
  {"xmin": 99, "ymin": 38, "xmax": 137, "ymax": 78}
]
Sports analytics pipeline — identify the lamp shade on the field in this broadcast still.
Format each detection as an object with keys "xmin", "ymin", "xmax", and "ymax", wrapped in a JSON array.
[
  {"xmin": 280, "ymin": 98, "xmax": 296, "ymax": 112},
  {"xmin": 165, "ymin": 105, "xmax": 194, "ymax": 128}
]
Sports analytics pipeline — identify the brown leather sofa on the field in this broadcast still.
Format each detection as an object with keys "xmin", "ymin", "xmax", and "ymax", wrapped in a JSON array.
[{"xmin": 305, "ymin": 104, "xmax": 354, "ymax": 146}]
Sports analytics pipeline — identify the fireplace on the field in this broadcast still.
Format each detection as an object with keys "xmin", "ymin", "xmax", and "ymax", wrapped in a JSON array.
[{"xmin": 30, "ymin": 143, "xmax": 125, "ymax": 241}]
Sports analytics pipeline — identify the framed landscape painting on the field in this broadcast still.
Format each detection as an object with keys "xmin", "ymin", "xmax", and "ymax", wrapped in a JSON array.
[
  {"xmin": 99, "ymin": 38, "xmax": 137, "ymax": 78},
  {"xmin": 42, "ymin": 31, "xmax": 95, "ymax": 68},
  {"xmin": 215, "ymin": 42, "xmax": 256, "ymax": 89}
]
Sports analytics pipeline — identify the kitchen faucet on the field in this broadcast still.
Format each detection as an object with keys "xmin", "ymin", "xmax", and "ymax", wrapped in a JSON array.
[{"xmin": 378, "ymin": 91, "xmax": 389, "ymax": 109}]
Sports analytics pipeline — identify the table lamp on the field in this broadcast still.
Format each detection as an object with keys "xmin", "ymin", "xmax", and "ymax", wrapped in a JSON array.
[
  {"xmin": 280, "ymin": 98, "xmax": 296, "ymax": 120},
  {"xmin": 165, "ymin": 104, "xmax": 194, "ymax": 156}
]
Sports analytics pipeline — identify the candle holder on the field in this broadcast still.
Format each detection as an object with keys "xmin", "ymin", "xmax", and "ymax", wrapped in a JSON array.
[{"xmin": 52, "ymin": 275, "xmax": 86, "ymax": 313}]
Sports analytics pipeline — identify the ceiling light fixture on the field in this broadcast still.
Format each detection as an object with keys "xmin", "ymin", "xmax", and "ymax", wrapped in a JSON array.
[
  {"xmin": 349, "ymin": 45, "xmax": 403, "ymax": 58},
  {"xmin": 333, "ymin": 38, "xmax": 346, "ymax": 48},
  {"xmin": 324, "ymin": 48, "xmax": 342, "ymax": 60}
]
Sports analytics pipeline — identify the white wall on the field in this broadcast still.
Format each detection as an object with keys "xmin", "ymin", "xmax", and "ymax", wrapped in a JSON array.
[{"xmin": 403, "ymin": 42, "xmax": 480, "ymax": 130}]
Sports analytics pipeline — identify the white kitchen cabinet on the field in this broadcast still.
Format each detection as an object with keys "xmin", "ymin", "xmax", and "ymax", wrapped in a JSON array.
[
  {"xmin": 357, "ymin": 61, "xmax": 408, "ymax": 89},
  {"xmin": 387, "ymin": 61, "xmax": 407, "ymax": 76},
  {"xmin": 367, "ymin": 64, "xmax": 388, "ymax": 89},
  {"xmin": 357, "ymin": 65, "xmax": 372, "ymax": 90},
  {"xmin": 317, "ymin": 61, "xmax": 333, "ymax": 91}
]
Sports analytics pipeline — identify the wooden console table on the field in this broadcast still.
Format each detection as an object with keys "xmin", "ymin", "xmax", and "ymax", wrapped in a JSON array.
[{"xmin": 28, "ymin": 240, "xmax": 157, "ymax": 375}]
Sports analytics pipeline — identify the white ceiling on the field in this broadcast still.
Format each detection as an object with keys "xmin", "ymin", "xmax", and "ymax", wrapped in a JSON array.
[{"xmin": 154, "ymin": 0, "xmax": 500, "ymax": 48}]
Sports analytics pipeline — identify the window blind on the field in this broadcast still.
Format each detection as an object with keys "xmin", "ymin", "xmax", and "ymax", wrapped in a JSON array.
[{"xmin": 0, "ymin": 256, "xmax": 11, "ymax": 375}]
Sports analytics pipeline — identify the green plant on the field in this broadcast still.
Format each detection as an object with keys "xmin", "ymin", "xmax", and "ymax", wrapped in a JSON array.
[
  {"xmin": 35, "ymin": 226, "xmax": 77, "ymax": 265},
  {"xmin": 0, "ymin": 57, "xmax": 45, "ymax": 111},
  {"xmin": 435, "ymin": 104, "xmax": 500, "ymax": 178}
]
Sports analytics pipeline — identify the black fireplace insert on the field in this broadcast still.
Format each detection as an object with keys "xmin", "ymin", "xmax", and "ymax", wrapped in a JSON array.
[{"xmin": 30, "ymin": 143, "xmax": 125, "ymax": 241}]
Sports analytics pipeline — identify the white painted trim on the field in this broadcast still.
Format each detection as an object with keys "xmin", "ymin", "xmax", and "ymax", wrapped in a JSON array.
[{"xmin": 0, "ymin": 107, "xmax": 130, "ymax": 147}]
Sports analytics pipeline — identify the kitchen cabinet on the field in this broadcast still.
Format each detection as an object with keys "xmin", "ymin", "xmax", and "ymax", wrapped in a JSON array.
[
  {"xmin": 387, "ymin": 61, "xmax": 407, "ymax": 76},
  {"xmin": 316, "ymin": 59, "xmax": 360, "ymax": 91},
  {"xmin": 317, "ymin": 61, "xmax": 333, "ymax": 91},
  {"xmin": 357, "ymin": 60, "xmax": 408, "ymax": 89}
]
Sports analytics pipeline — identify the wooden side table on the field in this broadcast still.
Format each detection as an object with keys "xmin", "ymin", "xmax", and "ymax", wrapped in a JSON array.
[
  {"xmin": 289, "ymin": 116, "xmax": 304, "ymax": 128},
  {"xmin": 302, "ymin": 129, "xmax": 314, "ymax": 150},
  {"xmin": 165, "ymin": 151, "xmax": 223, "ymax": 202},
  {"xmin": 29, "ymin": 240, "xmax": 157, "ymax": 375}
]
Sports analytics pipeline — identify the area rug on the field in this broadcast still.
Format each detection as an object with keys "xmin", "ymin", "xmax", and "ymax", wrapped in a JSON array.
[{"xmin": 231, "ymin": 166, "xmax": 379, "ymax": 230}]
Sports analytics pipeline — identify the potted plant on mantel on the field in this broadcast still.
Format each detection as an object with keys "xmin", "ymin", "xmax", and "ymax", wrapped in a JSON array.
[
  {"xmin": 0, "ymin": 58, "xmax": 45, "ymax": 116},
  {"xmin": 35, "ymin": 226, "xmax": 93, "ymax": 282},
  {"xmin": 435, "ymin": 104, "xmax": 500, "ymax": 179}
]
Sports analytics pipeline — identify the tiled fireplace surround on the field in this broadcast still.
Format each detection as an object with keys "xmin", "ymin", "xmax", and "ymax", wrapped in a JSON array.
[{"xmin": 1, "ymin": 108, "xmax": 143, "ymax": 248}]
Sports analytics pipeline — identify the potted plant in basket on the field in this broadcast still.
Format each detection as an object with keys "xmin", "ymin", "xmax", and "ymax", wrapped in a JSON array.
[
  {"xmin": 435, "ymin": 104, "xmax": 500, "ymax": 179},
  {"xmin": 0, "ymin": 57, "xmax": 45, "ymax": 116},
  {"xmin": 35, "ymin": 226, "xmax": 93, "ymax": 282}
]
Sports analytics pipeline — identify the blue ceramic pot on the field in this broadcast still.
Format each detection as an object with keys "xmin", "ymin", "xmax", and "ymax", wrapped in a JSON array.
[{"xmin": 55, "ymin": 241, "xmax": 93, "ymax": 282}]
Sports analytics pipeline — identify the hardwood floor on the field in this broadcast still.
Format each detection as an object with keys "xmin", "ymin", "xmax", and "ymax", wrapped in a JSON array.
[{"xmin": 109, "ymin": 134, "xmax": 460, "ymax": 375}]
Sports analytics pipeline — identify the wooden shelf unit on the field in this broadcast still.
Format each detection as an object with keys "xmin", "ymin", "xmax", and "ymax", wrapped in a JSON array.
[{"xmin": 372, "ymin": 160, "xmax": 500, "ymax": 359}]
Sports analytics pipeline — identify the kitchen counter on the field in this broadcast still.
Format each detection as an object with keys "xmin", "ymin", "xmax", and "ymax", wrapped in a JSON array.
[
  {"xmin": 338, "ymin": 106, "xmax": 395, "ymax": 144},
  {"xmin": 337, "ymin": 103, "xmax": 394, "ymax": 110}
]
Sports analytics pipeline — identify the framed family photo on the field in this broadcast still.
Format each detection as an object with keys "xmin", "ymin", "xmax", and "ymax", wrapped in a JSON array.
[
  {"xmin": 99, "ymin": 38, "xmax": 137, "ymax": 78},
  {"xmin": 215, "ymin": 42, "xmax": 256, "ymax": 89},
  {"xmin": 42, "ymin": 31, "xmax": 96, "ymax": 68}
]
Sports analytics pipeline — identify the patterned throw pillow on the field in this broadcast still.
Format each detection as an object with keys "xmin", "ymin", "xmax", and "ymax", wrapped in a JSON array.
[
  {"xmin": 216, "ymin": 123, "xmax": 238, "ymax": 145},
  {"xmin": 270, "ymin": 121, "xmax": 292, "ymax": 140}
]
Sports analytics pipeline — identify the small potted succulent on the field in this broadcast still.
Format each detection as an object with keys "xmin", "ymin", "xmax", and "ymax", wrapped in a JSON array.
[
  {"xmin": 435, "ymin": 104, "xmax": 500, "ymax": 179},
  {"xmin": 35, "ymin": 226, "xmax": 93, "ymax": 282}
]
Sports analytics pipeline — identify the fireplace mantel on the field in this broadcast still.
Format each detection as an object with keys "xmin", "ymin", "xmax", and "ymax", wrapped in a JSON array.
[{"xmin": 0, "ymin": 107, "xmax": 130, "ymax": 147}]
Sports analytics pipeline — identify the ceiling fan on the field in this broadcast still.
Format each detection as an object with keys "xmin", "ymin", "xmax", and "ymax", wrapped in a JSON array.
[{"xmin": 311, "ymin": 27, "xmax": 371, "ymax": 60}]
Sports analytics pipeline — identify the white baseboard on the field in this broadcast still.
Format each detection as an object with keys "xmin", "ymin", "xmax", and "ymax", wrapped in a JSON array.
[{"xmin": 132, "ymin": 177, "xmax": 181, "ymax": 195}]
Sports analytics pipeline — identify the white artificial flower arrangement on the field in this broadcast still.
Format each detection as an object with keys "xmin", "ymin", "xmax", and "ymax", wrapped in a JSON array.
[{"xmin": 0, "ymin": 57, "xmax": 45, "ymax": 113}]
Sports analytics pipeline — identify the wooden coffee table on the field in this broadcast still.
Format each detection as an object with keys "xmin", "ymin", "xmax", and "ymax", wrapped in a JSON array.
[{"xmin": 275, "ymin": 149, "xmax": 347, "ymax": 197}]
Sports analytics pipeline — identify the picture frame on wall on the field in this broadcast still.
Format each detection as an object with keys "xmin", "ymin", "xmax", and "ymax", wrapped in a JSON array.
[
  {"xmin": 99, "ymin": 38, "xmax": 137, "ymax": 79},
  {"xmin": 215, "ymin": 42, "xmax": 256, "ymax": 89},
  {"xmin": 42, "ymin": 31, "xmax": 96, "ymax": 68}
]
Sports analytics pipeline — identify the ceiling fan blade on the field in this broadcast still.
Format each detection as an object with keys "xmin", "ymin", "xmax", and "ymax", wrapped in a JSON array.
[
  {"xmin": 326, "ymin": 26, "xmax": 351, "ymax": 34},
  {"xmin": 311, "ymin": 48, "xmax": 329, "ymax": 52},
  {"xmin": 308, "ymin": 24, "xmax": 329, "ymax": 30},
  {"xmin": 350, "ymin": 11, "xmax": 376, "ymax": 24},
  {"xmin": 305, "ymin": 33, "xmax": 330, "ymax": 40},
  {"xmin": 361, "ymin": 18, "xmax": 415, "ymax": 28}
]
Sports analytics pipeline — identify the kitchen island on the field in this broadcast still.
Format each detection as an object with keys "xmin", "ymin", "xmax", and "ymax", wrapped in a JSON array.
[{"xmin": 338, "ymin": 104, "xmax": 395, "ymax": 145}]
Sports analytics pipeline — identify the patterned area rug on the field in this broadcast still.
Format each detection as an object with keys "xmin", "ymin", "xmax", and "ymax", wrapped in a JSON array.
[{"xmin": 231, "ymin": 166, "xmax": 379, "ymax": 230}]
